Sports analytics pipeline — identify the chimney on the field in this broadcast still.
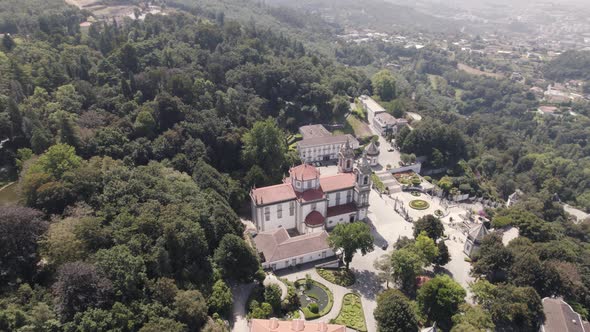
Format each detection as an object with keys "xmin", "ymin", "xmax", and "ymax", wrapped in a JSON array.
[
  {"xmin": 269, "ymin": 318, "xmax": 279, "ymax": 329},
  {"xmin": 291, "ymin": 319, "xmax": 305, "ymax": 331},
  {"xmin": 317, "ymin": 322, "xmax": 328, "ymax": 332}
]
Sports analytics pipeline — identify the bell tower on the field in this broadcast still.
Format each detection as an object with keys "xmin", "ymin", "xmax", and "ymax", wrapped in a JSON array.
[
  {"xmin": 338, "ymin": 139, "xmax": 355, "ymax": 173},
  {"xmin": 354, "ymin": 152, "xmax": 372, "ymax": 220}
]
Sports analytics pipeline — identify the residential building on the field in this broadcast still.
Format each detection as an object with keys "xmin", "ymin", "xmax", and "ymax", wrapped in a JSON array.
[
  {"xmin": 359, "ymin": 95, "xmax": 408, "ymax": 136},
  {"xmin": 540, "ymin": 297, "xmax": 587, "ymax": 332},
  {"xmin": 253, "ymin": 228, "xmax": 335, "ymax": 270},
  {"xmin": 296, "ymin": 124, "xmax": 359, "ymax": 163},
  {"xmin": 250, "ymin": 318, "xmax": 345, "ymax": 332}
]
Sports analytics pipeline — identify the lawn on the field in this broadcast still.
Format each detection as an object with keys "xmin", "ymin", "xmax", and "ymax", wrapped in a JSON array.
[
  {"xmin": 409, "ymin": 199, "xmax": 430, "ymax": 210},
  {"xmin": 316, "ymin": 268, "xmax": 356, "ymax": 287},
  {"xmin": 331, "ymin": 293, "xmax": 367, "ymax": 332}
]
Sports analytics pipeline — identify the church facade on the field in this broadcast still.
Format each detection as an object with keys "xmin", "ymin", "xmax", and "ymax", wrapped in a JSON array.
[{"xmin": 250, "ymin": 141, "xmax": 372, "ymax": 235}]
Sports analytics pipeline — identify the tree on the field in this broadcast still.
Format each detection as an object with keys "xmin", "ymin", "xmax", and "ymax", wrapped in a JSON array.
[
  {"xmin": 40, "ymin": 216, "xmax": 86, "ymax": 268},
  {"xmin": 214, "ymin": 234, "xmax": 260, "ymax": 282},
  {"xmin": 390, "ymin": 248, "xmax": 424, "ymax": 294},
  {"xmin": 417, "ymin": 275, "xmax": 466, "ymax": 331},
  {"xmin": 139, "ymin": 318, "xmax": 186, "ymax": 332},
  {"xmin": 264, "ymin": 284, "xmax": 282, "ymax": 314},
  {"xmin": 27, "ymin": 143, "xmax": 82, "ymax": 179},
  {"xmin": 148, "ymin": 277, "xmax": 179, "ymax": 306},
  {"xmin": 372, "ymin": 70, "xmax": 396, "ymax": 101},
  {"xmin": 374, "ymin": 289, "xmax": 419, "ymax": 332},
  {"xmin": 0, "ymin": 206, "xmax": 48, "ymax": 286},
  {"xmin": 2, "ymin": 34, "xmax": 15, "ymax": 51},
  {"xmin": 328, "ymin": 222, "xmax": 374, "ymax": 269},
  {"xmin": 413, "ymin": 232, "xmax": 439, "ymax": 264},
  {"xmin": 208, "ymin": 280, "xmax": 233, "ymax": 318},
  {"xmin": 451, "ymin": 304, "xmax": 494, "ymax": 332},
  {"xmin": 471, "ymin": 233, "xmax": 513, "ymax": 282},
  {"xmin": 93, "ymin": 245, "xmax": 147, "ymax": 302},
  {"xmin": 413, "ymin": 215, "xmax": 444, "ymax": 240},
  {"xmin": 434, "ymin": 241, "xmax": 450, "ymax": 266},
  {"xmin": 241, "ymin": 118, "xmax": 288, "ymax": 183},
  {"xmin": 374, "ymin": 254, "xmax": 395, "ymax": 288},
  {"xmin": 174, "ymin": 290, "xmax": 208, "ymax": 331},
  {"xmin": 53, "ymin": 261, "xmax": 113, "ymax": 321}
]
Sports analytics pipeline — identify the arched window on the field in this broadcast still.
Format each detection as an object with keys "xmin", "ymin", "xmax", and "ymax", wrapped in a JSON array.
[
  {"xmin": 363, "ymin": 176, "xmax": 369, "ymax": 185},
  {"xmin": 346, "ymin": 160, "xmax": 351, "ymax": 169}
]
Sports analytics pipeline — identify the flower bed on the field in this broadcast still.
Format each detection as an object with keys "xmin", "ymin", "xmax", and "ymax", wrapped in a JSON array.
[
  {"xmin": 409, "ymin": 199, "xmax": 430, "ymax": 210},
  {"xmin": 295, "ymin": 279, "xmax": 334, "ymax": 319},
  {"xmin": 434, "ymin": 209, "xmax": 444, "ymax": 217},
  {"xmin": 410, "ymin": 191, "xmax": 421, "ymax": 197},
  {"xmin": 331, "ymin": 293, "xmax": 367, "ymax": 332},
  {"xmin": 316, "ymin": 268, "xmax": 356, "ymax": 287}
]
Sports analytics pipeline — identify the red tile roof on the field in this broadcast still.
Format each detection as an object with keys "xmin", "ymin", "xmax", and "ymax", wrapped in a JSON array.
[
  {"xmin": 298, "ymin": 189, "xmax": 325, "ymax": 202},
  {"xmin": 320, "ymin": 173, "xmax": 356, "ymax": 192},
  {"xmin": 253, "ymin": 228, "xmax": 332, "ymax": 263},
  {"xmin": 289, "ymin": 164, "xmax": 320, "ymax": 181},
  {"xmin": 250, "ymin": 318, "xmax": 346, "ymax": 332},
  {"xmin": 305, "ymin": 211, "xmax": 325, "ymax": 227},
  {"xmin": 251, "ymin": 183, "xmax": 296, "ymax": 205},
  {"xmin": 327, "ymin": 203, "xmax": 358, "ymax": 217}
]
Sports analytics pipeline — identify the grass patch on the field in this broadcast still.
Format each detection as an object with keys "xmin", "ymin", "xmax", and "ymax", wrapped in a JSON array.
[
  {"xmin": 331, "ymin": 293, "xmax": 367, "ymax": 332},
  {"xmin": 409, "ymin": 199, "xmax": 430, "ymax": 210},
  {"xmin": 316, "ymin": 268, "xmax": 356, "ymax": 287},
  {"xmin": 296, "ymin": 279, "xmax": 334, "ymax": 319}
]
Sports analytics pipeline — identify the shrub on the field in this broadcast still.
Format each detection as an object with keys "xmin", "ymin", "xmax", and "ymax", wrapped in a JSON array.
[
  {"xmin": 309, "ymin": 302, "xmax": 319, "ymax": 314},
  {"xmin": 316, "ymin": 268, "xmax": 356, "ymax": 287},
  {"xmin": 305, "ymin": 274, "xmax": 313, "ymax": 290}
]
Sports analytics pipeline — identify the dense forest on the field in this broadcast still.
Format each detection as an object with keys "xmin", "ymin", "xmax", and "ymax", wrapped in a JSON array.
[
  {"xmin": 544, "ymin": 50, "xmax": 590, "ymax": 82},
  {"xmin": 2, "ymin": 0, "xmax": 590, "ymax": 331},
  {"xmin": 0, "ymin": 0, "xmax": 368, "ymax": 330}
]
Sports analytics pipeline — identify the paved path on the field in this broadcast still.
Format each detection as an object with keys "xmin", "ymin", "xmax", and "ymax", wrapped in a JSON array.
[{"xmin": 231, "ymin": 282, "xmax": 255, "ymax": 332}]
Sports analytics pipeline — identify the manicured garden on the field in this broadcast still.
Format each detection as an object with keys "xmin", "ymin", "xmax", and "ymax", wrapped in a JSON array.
[
  {"xmin": 409, "ymin": 199, "xmax": 430, "ymax": 210},
  {"xmin": 295, "ymin": 277, "xmax": 334, "ymax": 319},
  {"xmin": 434, "ymin": 209, "xmax": 444, "ymax": 217},
  {"xmin": 394, "ymin": 171, "xmax": 422, "ymax": 186},
  {"xmin": 331, "ymin": 293, "xmax": 367, "ymax": 332},
  {"xmin": 316, "ymin": 268, "xmax": 356, "ymax": 287}
]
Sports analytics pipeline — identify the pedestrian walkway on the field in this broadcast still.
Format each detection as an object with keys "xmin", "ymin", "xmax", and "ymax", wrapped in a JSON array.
[
  {"xmin": 263, "ymin": 273, "xmax": 288, "ymax": 300},
  {"xmin": 375, "ymin": 170, "xmax": 401, "ymax": 193}
]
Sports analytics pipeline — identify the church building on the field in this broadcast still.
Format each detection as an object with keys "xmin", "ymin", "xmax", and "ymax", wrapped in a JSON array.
[
  {"xmin": 250, "ymin": 141, "xmax": 372, "ymax": 234},
  {"xmin": 250, "ymin": 142, "xmax": 372, "ymax": 270}
]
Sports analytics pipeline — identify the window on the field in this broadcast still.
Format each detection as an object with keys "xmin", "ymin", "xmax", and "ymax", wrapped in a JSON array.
[
  {"xmin": 346, "ymin": 191, "xmax": 352, "ymax": 203},
  {"xmin": 277, "ymin": 204, "xmax": 282, "ymax": 219},
  {"xmin": 289, "ymin": 201, "xmax": 295, "ymax": 216},
  {"xmin": 346, "ymin": 160, "xmax": 351, "ymax": 169},
  {"xmin": 264, "ymin": 207, "xmax": 270, "ymax": 221},
  {"xmin": 271, "ymin": 264, "xmax": 276, "ymax": 270},
  {"xmin": 363, "ymin": 175, "xmax": 369, "ymax": 185},
  {"xmin": 296, "ymin": 181, "xmax": 301, "ymax": 188},
  {"xmin": 336, "ymin": 192, "xmax": 341, "ymax": 205}
]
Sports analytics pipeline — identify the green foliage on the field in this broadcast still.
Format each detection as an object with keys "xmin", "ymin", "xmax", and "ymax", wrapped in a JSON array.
[
  {"xmin": 328, "ymin": 222, "xmax": 374, "ymax": 269},
  {"xmin": 451, "ymin": 304, "xmax": 494, "ymax": 332},
  {"xmin": 93, "ymin": 245, "xmax": 147, "ymax": 302},
  {"xmin": 544, "ymin": 50, "xmax": 590, "ymax": 81},
  {"xmin": 390, "ymin": 247, "xmax": 424, "ymax": 294},
  {"xmin": 207, "ymin": 280, "xmax": 232, "ymax": 318},
  {"xmin": 174, "ymin": 290, "xmax": 208, "ymax": 330},
  {"xmin": 372, "ymin": 70, "xmax": 396, "ymax": 101},
  {"xmin": 413, "ymin": 215, "xmax": 444, "ymax": 240},
  {"xmin": 374, "ymin": 289, "xmax": 418, "ymax": 332},
  {"xmin": 241, "ymin": 118, "xmax": 289, "ymax": 184},
  {"xmin": 333, "ymin": 293, "xmax": 368, "ymax": 332},
  {"xmin": 264, "ymin": 284, "xmax": 282, "ymax": 314},
  {"xmin": 214, "ymin": 234, "xmax": 260, "ymax": 282},
  {"xmin": 471, "ymin": 233, "xmax": 513, "ymax": 282},
  {"xmin": 417, "ymin": 275, "xmax": 466, "ymax": 331},
  {"xmin": 316, "ymin": 268, "xmax": 356, "ymax": 286}
]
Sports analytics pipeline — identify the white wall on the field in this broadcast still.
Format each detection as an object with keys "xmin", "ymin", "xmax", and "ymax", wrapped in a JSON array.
[
  {"xmin": 326, "ymin": 212, "xmax": 357, "ymax": 229},
  {"xmin": 256, "ymin": 201, "xmax": 297, "ymax": 231},
  {"xmin": 262, "ymin": 248, "xmax": 336, "ymax": 270},
  {"xmin": 326, "ymin": 189, "xmax": 354, "ymax": 207}
]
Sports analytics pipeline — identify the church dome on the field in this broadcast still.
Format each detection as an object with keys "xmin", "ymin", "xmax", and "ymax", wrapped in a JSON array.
[
  {"xmin": 289, "ymin": 164, "xmax": 320, "ymax": 181},
  {"xmin": 304, "ymin": 211, "xmax": 325, "ymax": 227},
  {"xmin": 365, "ymin": 141, "xmax": 380, "ymax": 156}
]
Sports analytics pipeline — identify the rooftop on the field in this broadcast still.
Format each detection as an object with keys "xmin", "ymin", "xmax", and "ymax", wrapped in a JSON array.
[
  {"xmin": 360, "ymin": 95, "xmax": 386, "ymax": 114},
  {"xmin": 289, "ymin": 164, "xmax": 320, "ymax": 181},
  {"xmin": 251, "ymin": 183, "xmax": 296, "ymax": 205},
  {"xmin": 299, "ymin": 124, "xmax": 331, "ymax": 139},
  {"xmin": 374, "ymin": 112, "xmax": 398, "ymax": 126},
  {"xmin": 297, "ymin": 134, "xmax": 359, "ymax": 149},
  {"xmin": 250, "ymin": 318, "xmax": 345, "ymax": 332},
  {"xmin": 467, "ymin": 223, "xmax": 489, "ymax": 242},
  {"xmin": 253, "ymin": 228, "xmax": 332, "ymax": 263},
  {"xmin": 320, "ymin": 173, "xmax": 356, "ymax": 192},
  {"xmin": 541, "ymin": 297, "xmax": 587, "ymax": 332}
]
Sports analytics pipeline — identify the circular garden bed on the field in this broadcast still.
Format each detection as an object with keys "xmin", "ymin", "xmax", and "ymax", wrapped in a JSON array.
[
  {"xmin": 295, "ymin": 279, "xmax": 334, "ymax": 319},
  {"xmin": 410, "ymin": 191, "xmax": 421, "ymax": 197},
  {"xmin": 434, "ymin": 209, "xmax": 444, "ymax": 217},
  {"xmin": 409, "ymin": 199, "xmax": 430, "ymax": 210}
]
